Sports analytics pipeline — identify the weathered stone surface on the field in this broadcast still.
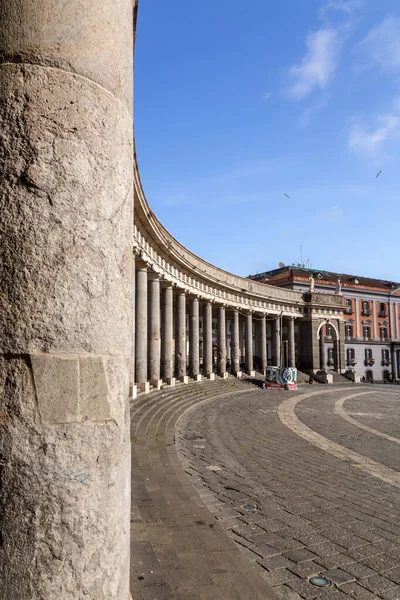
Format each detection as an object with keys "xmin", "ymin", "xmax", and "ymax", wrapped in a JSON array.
[
  {"xmin": 0, "ymin": 0, "xmax": 134, "ymax": 597},
  {"xmin": 31, "ymin": 353, "xmax": 80, "ymax": 424}
]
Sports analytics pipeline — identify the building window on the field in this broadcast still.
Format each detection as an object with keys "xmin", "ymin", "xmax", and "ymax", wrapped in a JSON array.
[
  {"xmin": 379, "ymin": 302, "xmax": 387, "ymax": 317},
  {"xmin": 346, "ymin": 348, "xmax": 356, "ymax": 366},
  {"xmin": 363, "ymin": 321, "xmax": 371, "ymax": 340},
  {"xmin": 364, "ymin": 348, "xmax": 374, "ymax": 366},
  {"xmin": 326, "ymin": 324, "xmax": 334, "ymax": 338},
  {"xmin": 345, "ymin": 299, "xmax": 353, "ymax": 314},
  {"xmin": 212, "ymin": 321, "xmax": 217, "ymax": 332},
  {"xmin": 345, "ymin": 320, "xmax": 354, "ymax": 340},
  {"xmin": 380, "ymin": 322, "xmax": 388, "ymax": 341},
  {"xmin": 362, "ymin": 301, "xmax": 371, "ymax": 316},
  {"xmin": 382, "ymin": 348, "xmax": 390, "ymax": 366}
]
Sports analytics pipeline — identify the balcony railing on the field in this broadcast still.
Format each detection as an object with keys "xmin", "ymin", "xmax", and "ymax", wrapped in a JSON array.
[
  {"xmin": 364, "ymin": 358, "xmax": 375, "ymax": 366},
  {"xmin": 381, "ymin": 359, "xmax": 391, "ymax": 366},
  {"xmin": 327, "ymin": 359, "xmax": 334, "ymax": 366},
  {"xmin": 345, "ymin": 307, "xmax": 353, "ymax": 314},
  {"xmin": 379, "ymin": 311, "xmax": 387, "ymax": 318},
  {"xmin": 347, "ymin": 359, "xmax": 357, "ymax": 366},
  {"xmin": 362, "ymin": 308, "xmax": 372, "ymax": 316}
]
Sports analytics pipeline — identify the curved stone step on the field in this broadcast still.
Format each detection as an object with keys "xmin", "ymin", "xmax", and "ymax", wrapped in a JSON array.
[{"xmin": 130, "ymin": 380, "xmax": 279, "ymax": 600}]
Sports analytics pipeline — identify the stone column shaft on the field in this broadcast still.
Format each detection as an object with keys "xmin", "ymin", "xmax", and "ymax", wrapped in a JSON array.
[
  {"xmin": 288, "ymin": 317, "xmax": 296, "ymax": 368},
  {"xmin": 189, "ymin": 298, "xmax": 200, "ymax": 379},
  {"xmin": 161, "ymin": 285, "xmax": 174, "ymax": 382},
  {"xmin": 203, "ymin": 302, "xmax": 213, "ymax": 378},
  {"xmin": 231, "ymin": 310, "xmax": 240, "ymax": 376},
  {"xmin": 217, "ymin": 306, "xmax": 227, "ymax": 377},
  {"xmin": 260, "ymin": 315, "xmax": 267, "ymax": 373},
  {"xmin": 272, "ymin": 317, "xmax": 281, "ymax": 367},
  {"xmin": 239, "ymin": 317, "xmax": 245, "ymax": 363},
  {"xmin": 245, "ymin": 313, "xmax": 254, "ymax": 374},
  {"xmin": 148, "ymin": 275, "xmax": 161, "ymax": 386},
  {"xmin": 175, "ymin": 292, "xmax": 187, "ymax": 381},
  {"xmin": 0, "ymin": 0, "xmax": 134, "ymax": 595},
  {"xmin": 319, "ymin": 332, "xmax": 325, "ymax": 370},
  {"xmin": 135, "ymin": 267, "xmax": 148, "ymax": 387}
]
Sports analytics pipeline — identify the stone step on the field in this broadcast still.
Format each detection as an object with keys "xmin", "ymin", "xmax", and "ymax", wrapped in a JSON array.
[{"xmin": 130, "ymin": 380, "xmax": 279, "ymax": 600}]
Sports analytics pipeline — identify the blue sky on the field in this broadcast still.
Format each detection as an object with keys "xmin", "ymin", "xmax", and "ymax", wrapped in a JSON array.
[{"xmin": 135, "ymin": 0, "xmax": 400, "ymax": 281}]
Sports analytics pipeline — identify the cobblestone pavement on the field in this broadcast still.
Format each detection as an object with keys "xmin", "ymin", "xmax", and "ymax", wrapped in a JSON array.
[{"xmin": 176, "ymin": 385, "xmax": 400, "ymax": 600}]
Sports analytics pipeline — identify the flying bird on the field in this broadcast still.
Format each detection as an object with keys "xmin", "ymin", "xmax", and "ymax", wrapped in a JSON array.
[
  {"xmin": 376, "ymin": 170, "xmax": 382, "ymax": 178},
  {"xmin": 284, "ymin": 193, "xmax": 290, "ymax": 198}
]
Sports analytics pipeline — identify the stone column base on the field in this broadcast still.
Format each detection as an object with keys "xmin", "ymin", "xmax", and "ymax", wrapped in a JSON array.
[
  {"xmin": 206, "ymin": 373, "xmax": 215, "ymax": 380},
  {"xmin": 165, "ymin": 377, "xmax": 176, "ymax": 387},
  {"xmin": 234, "ymin": 371, "xmax": 242, "ymax": 378},
  {"xmin": 139, "ymin": 382, "xmax": 150, "ymax": 393},
  {"xmin": 219, "ymin": 372, "xmax": 229, "ymax": 379},
  {"xmin": 130, "ymin": 385, "xmax": 137, "ymax": 400},
  {"xmin": 193, "ymin": 374, "xmax": 202, "ymax": 382},
  {"xmin": 179, "ymin": 375, "xmax": 189, "ymax": 384},
  {"xmin": 151, "ymin": 379, "xmax": 163, "ymax": 390},
  {"xmin": 248, "ymin": 370, "xmax": 255, "ymax": 377}
]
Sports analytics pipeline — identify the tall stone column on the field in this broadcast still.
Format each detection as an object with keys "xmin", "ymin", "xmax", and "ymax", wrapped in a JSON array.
[
  {"xmin": 136, "ymin": 265, "xmax": 149, "ymax": 392},
  {"xmin": 239, "ymin": 316, "xmax": 245, "ymax": 364},
  {"xmin": 131, "ymin": 251, "xmax": 137, "ymax": 398},
  {"xmin": 272, "ymin": 317, "xmax": 281, "ymax": 367},
  {"xmin": 319, "ymin": 331, "xmax": 326, "ymax": 370},
  {"xmin": 189, "ymin": 297, "xmax": 201, "ymax": 381},
  {"xmin": 217, "ymin": 306, "xmax": 228, "ymax": 378},
  {"xmin": 203, "ymin": 301, "xmax": 214, "ymax": 379},
  {"xmin": 260, "ymin": 314, "xmax": 267, "ymax": 373},
  {"xmin": 231, "ymin": 310, "xmax": 241, "ymax": 376},
  {"xmin": 0, "ymin": 0, "xmax": 134, "ymax": 597},
  {"xmin": 161, "ymin": 284, "xmax": 174, "ymax": 385},
  {"xmin": 245, "ymin": 312, "xmax": 255, "ymax": 375},
  {"xmin": 175, "ymin": 291, "xmax": 188, "ymax": 383},
  {"xmin": 148, "ymin": 273, "xmax": 161, "ymax": 389},
  {"xmin": 288, "ymin": 317, "xmax": 296, "ymax": 368}
]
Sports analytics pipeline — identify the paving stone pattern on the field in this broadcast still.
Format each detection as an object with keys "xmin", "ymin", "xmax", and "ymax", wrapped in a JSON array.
[
  {"xmin": 130, "ymin": 379, "xmax": 280, "ymax": 600},
  {"xmin": 175, "ymin": 385, "xmax": 400, "ymax": 600}
]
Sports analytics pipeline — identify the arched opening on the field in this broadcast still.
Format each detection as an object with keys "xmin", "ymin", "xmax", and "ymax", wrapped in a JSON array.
[
  {"xmin": 366, "ymin": 370, "xmax": 374, "ymax": 383},
  {"xmin": 317, "ymin": 321, "xmax": 340, "ymax": 372}
]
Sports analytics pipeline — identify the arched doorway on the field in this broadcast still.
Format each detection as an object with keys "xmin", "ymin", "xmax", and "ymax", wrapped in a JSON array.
[
  {"xmin": 366, "ymin": 370, "xmax": 374, "ymax": 383},
  {"xmin": 317, "ymin": 321, "xmax": 341, "ymax": 372}
]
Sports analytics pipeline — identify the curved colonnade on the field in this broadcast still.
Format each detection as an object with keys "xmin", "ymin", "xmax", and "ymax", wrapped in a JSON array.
[{"xmin": 132, "ymin": 158, "xmax": 344, "ymax": 394}]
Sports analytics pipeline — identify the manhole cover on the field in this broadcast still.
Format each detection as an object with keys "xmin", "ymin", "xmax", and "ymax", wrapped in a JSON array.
[
  {"xmin": 309, "ymin": 576, "xmax": 331, "ymax": 587},
  {"xmin": 241, "ymin": 504, "xmax": 257, "ymax": 511}
]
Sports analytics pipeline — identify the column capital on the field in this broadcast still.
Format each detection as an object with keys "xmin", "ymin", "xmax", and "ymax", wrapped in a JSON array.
[
  {"xmin": 147, "ymin": 270, "xmax": 161, "ymax": 281},
  {"xmin": 135, "ymin": 259, "xmax": 148, "ymax": 271}
]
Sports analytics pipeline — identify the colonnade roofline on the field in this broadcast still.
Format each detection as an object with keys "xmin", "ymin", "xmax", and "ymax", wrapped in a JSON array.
[{"xmin": 133, "ymin": 154, "xmax": 305, "ymax": 316}]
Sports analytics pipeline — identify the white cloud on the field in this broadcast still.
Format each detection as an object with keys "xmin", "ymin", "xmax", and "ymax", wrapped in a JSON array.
[
  {"xmin": 321, "ymin": 0, "xmax": 363, "ymax": 17},
  {"xmin": 299, "ymin": 93, "xmax": 331, "ymax": 127},
  {"xmin": 356, "ymin": 16, "xmax": 400, "ymax": 73},
  {"xmin": 263, "ymin": 91, "xmax": 273, "ymax": 101},
  {"xmin": 325, "ymin": 205, "xmax": 344, "ymax": 221},
  {"xmin": 288, "ymin": 29, "xmax": 340, "ymax": 99},
  {"xmin": 348, "ymin": 113, "xmax": 400, "ymax": 159}
]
